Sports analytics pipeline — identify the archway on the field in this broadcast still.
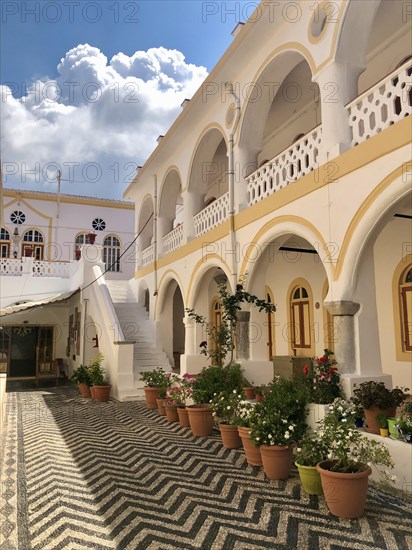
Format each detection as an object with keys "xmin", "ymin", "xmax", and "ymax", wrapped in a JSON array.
[{"xmin": 157, "ymin": 278, "xmax": 185, "ymax": 373}]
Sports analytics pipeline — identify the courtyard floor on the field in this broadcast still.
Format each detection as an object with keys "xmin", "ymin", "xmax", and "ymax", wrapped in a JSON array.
[{"xmin": 1, "ymin": 385, "xmax": 411, "ymax": 550}]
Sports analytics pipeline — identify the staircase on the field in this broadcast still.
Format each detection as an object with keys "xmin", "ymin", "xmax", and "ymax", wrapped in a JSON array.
[{"xmin": 106, "ymin": 280, "xmax": 172, "ymax": 399}]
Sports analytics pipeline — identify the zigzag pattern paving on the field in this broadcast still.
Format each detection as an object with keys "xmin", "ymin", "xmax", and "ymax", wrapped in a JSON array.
[{"xmin": 1, "ymin": 387, "xmax": 411, "ymax": 549}]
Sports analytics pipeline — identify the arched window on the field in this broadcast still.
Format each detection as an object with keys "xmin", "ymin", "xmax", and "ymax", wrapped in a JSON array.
[
  {"xmin": 75, "ymin": 233, "xmax": 90, "ymax": 246},
  {"xmin": 290, "ymin": 285, "xmax": 312, "ymax": 350},
  {"xmin": 103, "ymin": 235, "xmax": 121, "ymax": 272},
  {"xmin": 400, "ymin": 266, "xmax": 412, "ymax": 352},
  {"xmin": 0, "ymin": 228, "xmax": 10, "ymax": 258},
  {"xmin": 22, "ymin": 229, "xmax": 44, "ymax": 259}
]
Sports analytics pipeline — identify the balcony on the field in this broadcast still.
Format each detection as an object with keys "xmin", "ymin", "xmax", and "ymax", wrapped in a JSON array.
[
  {"xmin": 348, "ymin": 59, "xmax": 412, "ymax": 147},
  {"xmin": 194, "ymin": 192, "xmax": 230, "ymax": 237},
  {"xmin": 163, "ymin": 224, "xmax": 184, "ymax": 256},
  {"xmin": 246, "ymin": 127, "xmax": 322, "ymax": 206},
  {"xmin": 142, "ymin": 244, "xmax": 155, "ymax": 267}
]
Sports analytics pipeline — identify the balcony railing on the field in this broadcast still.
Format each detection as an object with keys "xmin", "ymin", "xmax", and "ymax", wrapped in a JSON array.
[
  {"xmin": 348, "ymin": 59, "xmax": 412, "ymax": 146},
  {"xmin": 142, "ymin": 244, "xmax": 155, "ymax": 267},
  {"xmin": 246, "ymin": 127, "xmax": 322, "ymax": 206},
  {"xmin": 194, "ymin": 192, "xmax": 230, "ymax": 237},
  {"xmin": 0, "ymin": 258, "xmax": 23, "ymax": 276},
  {"xmin": 32, "ymin": 260, "xmax": 70, "ymax": 278},
  {"xmin": 0, "ymin": 258, "xmax": 71, "ymax": 278},
  {"xmin": 163, "ymin": 224, "xmax": 184, "ymax": 255}
]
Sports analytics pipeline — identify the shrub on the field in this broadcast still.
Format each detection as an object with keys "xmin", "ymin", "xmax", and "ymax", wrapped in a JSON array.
[
  {"xmin": 351, "ymin": 381, "xmax": 409, "ymax": 410},
  {"xmin": 192, "ymin": 363, "xmax": 244, "ymax": 404},
  {"xmin": 71, "ymin": 364, "xmax": 92, "ymax": 386},
  {"xmin": 295, "ymin": 430, "xmax": 329, "ymax": 467},
  {"xmin": 140, "ymin": 367, "xmax": 169, "ymax": 397},
  {"xmin": 209, "ymin": 389, "xmax": 244, "ymax": 425},
  {"xmin": 88, "ymin": 353, "xmax": 108, "ymax": 386},
  {"xmin": 303, "ymin": 349, "xmax": 342, "ymax": 404}
]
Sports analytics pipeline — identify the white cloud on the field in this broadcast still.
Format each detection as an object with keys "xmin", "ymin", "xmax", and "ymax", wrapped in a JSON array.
[{"xmin": 1, "ymin": 44, "xmax": 207, "ymax": 198}]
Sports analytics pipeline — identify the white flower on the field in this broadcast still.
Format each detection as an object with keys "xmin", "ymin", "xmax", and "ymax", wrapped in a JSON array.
[
  {"xmin": 284, "ymin": 432, "xmax": 290, "ymax": 439},
  {"xmin": 256, "ymin": 437, "xmax": 260, "ymax": 441},
  {"xmin": 233, "ymin": 389, "xmax": 237, "ymax": 394},
  {"xmin": 296, "ymin": 448, "xmax": 302, "ymax": 453},
  {"xmin": 341, "ymin": 418, "xmax": 347, "ymax": 423},
  {"xmin": 288, "ymin": 425, "xmax": 294, "ymax": 431},
  {"xmin": 268, "ymin": 434, "xmax": 272, "ymax": 439},
  {"xmin": 281, "ymin": 419, "xmax": 287, "ymax": 424},
  {"xmin": 227, "ymin": 406, "xmax": 231, "ymax": 410},
  {"xmin": 327, "ymin": 452, "xmax": 333, "ymax": 459},
  {"xmin": 391, "ymin": 475, "xmax": 397, "ymax": 482}
]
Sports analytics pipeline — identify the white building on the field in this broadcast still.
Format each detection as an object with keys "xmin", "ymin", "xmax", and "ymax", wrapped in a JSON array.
[{"xmin": 1, "ymin": 0, "xmax": 411, "ymax": 401}]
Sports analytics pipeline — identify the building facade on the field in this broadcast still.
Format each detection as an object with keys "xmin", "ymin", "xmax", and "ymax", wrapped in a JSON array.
[{"xmin": 123, "ymin": 0, "xmax": 412, "ymax": 394}]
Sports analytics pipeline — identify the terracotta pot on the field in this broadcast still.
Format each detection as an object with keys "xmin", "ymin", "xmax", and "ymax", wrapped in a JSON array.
[
  {"xmin": 144, "ymin": 386, "xmax": 160, "ymax": 409},
  {"xmin": 90, "ymin": 386, "xmax": 96, "ymax": 399},
  {"xmin": 296, "ymin": 462, "xmax": 323, "ymax": 495},
  {"xmin": 156, "ymin": 398, "xmax": 166, "ymax": 416},
  {"xmin": 316, "ymin": 460, "xmax": 372, "ymax": 518},
  {"xmin": 260, "ymin": 444, "xmax": 294, "ymax": 480},
  {"xmin": 255, "ymin": 393, "xmax": 263, "ymax": 403},
  {"xmin": 177, "ymin": 406, "xmax": 190, "ymax": 427},
  {"xmin": 187, "ymin": 405, "xmax": 214, "ymax": 436},
  {"xmin": 364, "ymin": 406, "xmax": 397, "ymax": 434},
  {"xmin": 78, "ymin": 383, "xmax": 91, "ymax": 398},
  {"xmin": 238, "ymin": 426, "xmax": 262, "ymax": 466},
  {"xmin": 93, "ymin": 385, "xmax": 111, "ymax": 402},
  {"xmin": 87, "ymin": 233, "xmax": 97, "ymax": 244},
  {"xmin": 219, "ymin": 423, "xmax": 242, "ymax": 449},
  {"xmin": 243, "ymin": 387, "xmax": 255, "ymax": 400},
  {"xmin": 164, "ymin": 404, "xmax": 179, "ymax": 423}
]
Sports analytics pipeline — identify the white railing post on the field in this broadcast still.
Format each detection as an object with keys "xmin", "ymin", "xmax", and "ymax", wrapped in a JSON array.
[{"xmin": 193, "ymin": 192, "xmax": 230, "ymax": 237}]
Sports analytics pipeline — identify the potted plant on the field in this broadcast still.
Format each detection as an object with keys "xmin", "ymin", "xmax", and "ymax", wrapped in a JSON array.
[
  {"xmin": 70, "ymin": 364, "xmax": 92, "ymax": 398},
  {"xmin": 140, "ymin": 368, "xmax": 169, "ymax": 409},
  {"xmin": 209, "ymin": 389, "xmax": 243, "ymax": 448},
  {"xmin": 188, "ymin": 363, "xmax": 245, "ymax": 437},
  {"xmin": 87, "ymin": 232, "xmax": 97, "ymax": 244},
  {"xmin": 88, "ymin": 353, "xmax": 111, "ymax": 402},
  {"xmin": 249, "ymin": 376, "xmax": 307, "ymax": 480},
  {"xmin": 243, "ymin": 378, "xmax": 255, "ymax": 400},
  {"xmin": 295, "ymin": 430, "xmax": 328, "ymax": 495},
  {"xmin": 396, "ymin": 401, "xmax": 412, "ymax": 443},
  {"xmin": 351, "ymin": 381, "xmax": 409, "ymax": 434},
  {"xmin": 303, "ymin": 349, "xmax": 342, "ymax": 404},
  {"xmin": 233, "ymin": 401, "xmax": 262, "ymax": 466},
  {"xmin": 376, "ymin": 415, "xmax": 389, "ymax": 437},
  {"xmin": 164, "ymin": 373, "xmax": 196, "ymax": 427},
  {"xmin": 255, "ymin": 385, "xmax": 266, "ymax": 403},
  {"xmin": 315, "ymin": 398, "xmax": 395, "ymax": 518}
]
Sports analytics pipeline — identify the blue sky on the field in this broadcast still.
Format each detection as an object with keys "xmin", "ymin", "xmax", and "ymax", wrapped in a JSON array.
[{"xmin": 1, "ymin": 0, "xmax": 252, "ymax": 198}]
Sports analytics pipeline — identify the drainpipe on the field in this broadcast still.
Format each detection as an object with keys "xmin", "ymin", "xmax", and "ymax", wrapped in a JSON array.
[
  {"xmin": 226, "ymin": 82, "xmax": 241, "ymax": 290},
  {"xmin": 82, "ymin": 297, "xmax": 88, "ymax": 365},
  {"xmin": 153, "ymin": 175, "xmax": 158, "ymax": 296}
]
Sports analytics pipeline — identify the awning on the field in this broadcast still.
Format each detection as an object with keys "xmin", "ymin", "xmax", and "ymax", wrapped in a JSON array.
[{"xmin": 0, "ymin": 289, "xmax": 79, "ymax": 317}]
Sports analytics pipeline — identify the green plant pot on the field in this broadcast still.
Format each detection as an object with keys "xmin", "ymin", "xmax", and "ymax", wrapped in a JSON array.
[
  {"xmin": 388, "ymin": 417, "xmax": 400, "ymax": 439},
  {"xmin": 295, "ymin": 462, "xmax": 323, "ymax": 495}
]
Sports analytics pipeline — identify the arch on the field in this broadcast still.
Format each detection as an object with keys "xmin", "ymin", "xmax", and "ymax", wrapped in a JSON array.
[
  {"xmin": 103, "ymin": 234, "xmax": 121, "ymax": 272},
  {"xmin": 238, "ymin": 50, "xmax": 317, "ymax": 158},
  {"xmin": 75, "ymin": 232, "xmax": 90, "ymax": 245},
  {"xmin": 239, "ymin": 216, "xmax": 333, "ymax": 291},
  {"xmin": 155, "ymin": 269, "xmax": 185, "ymax": 320},
  {"xmin": 186, "ymin": 255, "xmax": 233, "ymax": 310},
  {"xmin": 22, "ymin": 228, "xmax": 44, "ymax": 259},
  {"xmin": 0, "ymin": 227, "xmax": 10, "ymax": 258},
  {"xmin": 187, "ymin": 126, "xmax": 228, "ymax": 211},
  {"xmin": 138, "ymin": 194, "xmax": 155, "ymax": 251},
  {"xmin": 158, "ymin": 168, "xmax": 183, "ymax": 236},
  {"xmin": 336, "ymin": 165, "xmax": 410, "ymax": 297},
  {"xmin": 23, "ymin": 228, "xmax": 44, "ymax": 242},
  {"xmin": 0, "ymin": 228, "xmax": 10, "ymax": 241}
]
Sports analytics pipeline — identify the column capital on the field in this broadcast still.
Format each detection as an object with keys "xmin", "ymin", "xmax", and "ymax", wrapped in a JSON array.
[{"xmin": 324, "ymin": 300, "xmax": 360, "ymax": 316}]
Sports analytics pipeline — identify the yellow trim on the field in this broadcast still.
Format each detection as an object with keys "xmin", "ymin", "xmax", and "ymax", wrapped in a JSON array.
[
  {"xmin": 3, "ymin": 189, "xmax": 134, "ymax": 209},
  {"xmin": 307, "ymin": 0, "xmax": 341, "ymax": 45},
  {"xmin": 392, "ymin": 256, "xmax": 412, "ymax": 361},
  {"xmin": 287, "ymin": 278, "xmax": 315, "ymax": 357},
  {"xmin": 337, "ymin": 162, "xmax": 410, "ymax": 279},
  {"xmin": 265, "ymin": 285, "xmax": 276, "ymax": 359},
  {"xmin": 225, "ymin": 103, "xmax": 236, "ymax": 130},
  {"xmin": 184, "ymin": 124, "xmax": 228, "ymax": 192},
  {"xmin": 239, "ymin": 215, "xmax": 330, "ymax": 280},
  {"xmin": 154, "ymin": 269, "xmax": 185, "ymax": 320},
  {"xmin": 159, "ymin": 166, "xmax": 183, "ymax": 207},
  {"xmin": 322, "ymin": 279, "xmax": 334, "ymax": 349}
]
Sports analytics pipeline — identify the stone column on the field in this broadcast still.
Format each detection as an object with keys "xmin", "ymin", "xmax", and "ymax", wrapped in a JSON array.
[
  {"xmin": 183, "ymin": 315, "xmax": 196, "ymax": 356},
  {"xmin": 182, "ymin": 189, "xmax": 202, "ymax": 243},
  {"xmin": 313, "ymin": 61, "xmax": 364, "ymax": 162},
  {"xmin": 324, "ymin": 300, "xmax": 360, "ymax": 374},
  {"xmin": 236, "ymin": 311, "xmax": 251, "ymax": 361},
  {"xmin": 156, "ymin": 215, "xmax": 170, "ymax": 258},
  {"xmin": 233, "ymin": 145, "xmax": 260, "ymax": 212}
]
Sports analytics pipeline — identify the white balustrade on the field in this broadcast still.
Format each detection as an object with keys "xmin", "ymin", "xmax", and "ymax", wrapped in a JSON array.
[
  {"xmin": 32, "ymin": 260, "xmax": 70, "ymax": 278},
  {"xmin": 0, "ymin": 258, "xmax": 22, "ymax": 276},
  {"xmin": 142, "ymin": 244, "xmax": 155, "ymax": 266},
  {"xmin": 194, "ymin": 192, "xmax": 230, "ymax": 237},
  {"xmin": 163, "ymin": 224, "xmax": 184, "ymax": 255},
  {"xmin": 247, "ymin": 127, "xmax": 322, "ymax": 206},
  {"xmin": 348, "ymin": 59, "xmax": 412, "ymax": 146}
]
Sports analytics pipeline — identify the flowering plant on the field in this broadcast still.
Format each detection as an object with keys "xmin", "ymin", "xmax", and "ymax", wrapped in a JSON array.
[
  {"xmin": 209, "ymin": 389, "xmax": 244, "ymax": 424},
  {"xmin": 140, "ymin": 367, "xmax": 169, "ymax": 397},
  {"xmin": 249, "ymin": 376, "xmax": 307, "ymax": 447},
  {"xmin": 164, "ymin": 373, "xmax": 196, "ymax": 406},
  {"xmin": 233, "ymin": 401, "xmax": 257, "ymax": 428},
  {"xmin": 295, "ymin": 430, "xmax": 329, "ymax": 467},
  {"xmin": 303, "ymin": 349, "xmax": 342, "ymax": 404},
  {"xmin": 316, "ymin": 398, "xmax": 395, "ymax": 479}
]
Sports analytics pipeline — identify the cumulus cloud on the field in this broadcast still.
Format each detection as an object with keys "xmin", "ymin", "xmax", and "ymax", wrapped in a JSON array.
[{"xmin": 1, "ymin": 44, "xmax": 208, "ymax": 198}]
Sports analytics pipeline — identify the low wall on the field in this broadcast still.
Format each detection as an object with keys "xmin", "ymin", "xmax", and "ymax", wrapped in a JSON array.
[{"xmin": 0, "ymin": 373, "xmax": 7, "ymax": 429}]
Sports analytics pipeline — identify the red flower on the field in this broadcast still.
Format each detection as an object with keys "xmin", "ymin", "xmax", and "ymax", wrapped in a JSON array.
[{"xmin": 303, "ymin": 365, "xmax": 309, "ymax": 375}]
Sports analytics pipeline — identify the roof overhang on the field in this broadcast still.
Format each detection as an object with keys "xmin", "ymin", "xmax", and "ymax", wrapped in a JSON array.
[{"xmin": 0, "ymin": 289, "xmax": 79, "ymax": 317}]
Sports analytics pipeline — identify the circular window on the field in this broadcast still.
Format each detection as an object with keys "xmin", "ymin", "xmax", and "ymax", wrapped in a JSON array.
[
  {"xmin": 225, "ymin": 103, "xmax": 236, "ymax": 128},
  {"xmin": 310, "ymin": 8, "xmax": 328, "ymax": 39},
  {"xmin": 10, "ymin": 210, "xmax": 26, "ymax": 225},
  {"xmin": 92, "ymin": 218, "xmax": 106, "ymax": 231}
]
